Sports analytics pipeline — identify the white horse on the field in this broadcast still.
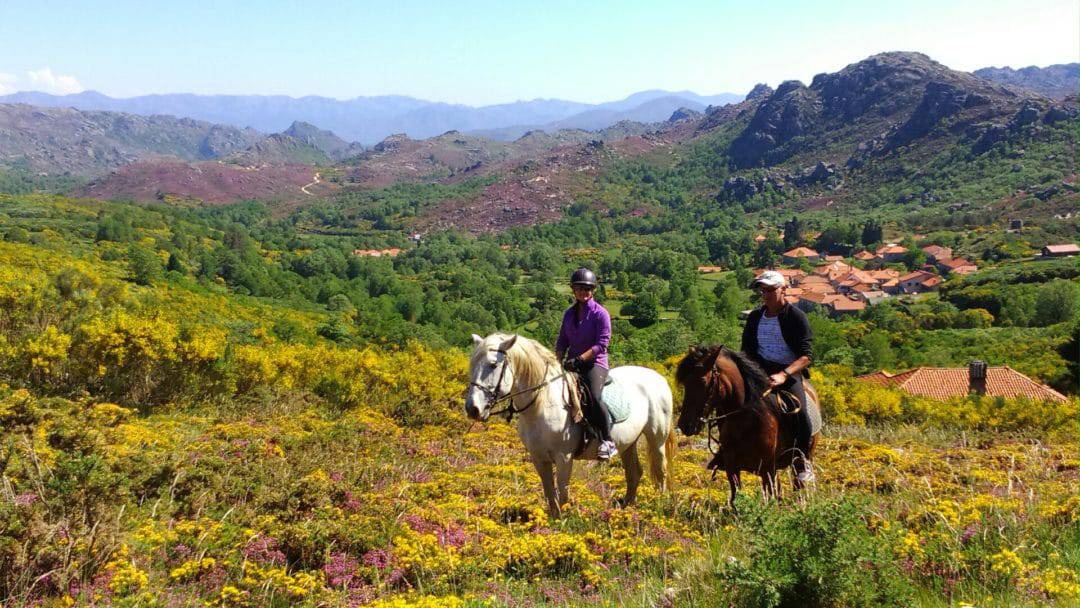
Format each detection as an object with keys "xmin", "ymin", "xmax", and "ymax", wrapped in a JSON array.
[{"xmin": 465, "ymin": 333, "xmax": 675, "ymax": 517}]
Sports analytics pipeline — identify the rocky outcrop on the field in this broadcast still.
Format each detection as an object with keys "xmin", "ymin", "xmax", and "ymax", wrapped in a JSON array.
[
  {"xmin": 283, "ymin": 121, "xmax": 363, "ymax": 160},
  {"xmin": 728, "ymin": 80, "xmax": 822, "ymax": 167},
  {"xmin": 668, "ymin": 107, "xmax": 702, "ymax": 122},
  {"xmin": 886, "ymin": 81, "xmax": 969, "ymax": 149}
]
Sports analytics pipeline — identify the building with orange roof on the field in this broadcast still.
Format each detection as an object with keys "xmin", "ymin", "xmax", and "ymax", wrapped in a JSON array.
[
  {"xmin": 828, "ymin": 296, "xmax": 867, "ymax": 315},
  {"xmin": 875, "ymin": 243, "xmax": 909, "ymax": 263},
  {"xmin": 938, "ymin": 257, "xmax": 977, "ymax": 275},
  {"xmin": 899, "ymin": 270, "xmax": 942, "ymax": 294},
  {"xmin": 781, "ymin": 247, "xmax": 821, "ymax": 265},
  {"xmin": 921, "ymin": 245, "xmax": 953, "ymax": 264},
  {"xmin": 853, "ymin": 250, "xmax": 876, "ymax": 261},
  {"xmin": 1041, "ymin": 244, "xmax": 1079, "ymax": 257},
  {"xmin": 824, "ymin": 254, "xmax": 846, "ymax": 262},
  {"xmin": 858, "ymin": 362, "xmax": 1067, "ymax": 403}
]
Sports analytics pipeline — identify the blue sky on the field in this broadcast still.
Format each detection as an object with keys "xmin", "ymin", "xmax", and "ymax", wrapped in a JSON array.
[{"xmin": 1, "ymin": 0, "xmax": 1076, "ymax": 105}]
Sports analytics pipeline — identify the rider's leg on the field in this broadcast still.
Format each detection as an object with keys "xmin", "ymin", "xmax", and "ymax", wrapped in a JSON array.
[
  {"xmin": 783, "ymin": 373, "xmax": 813, "ymax": 479},
  {"xmin": 584, "ymin": 364, "xmax": 611, "ymax": 441}
]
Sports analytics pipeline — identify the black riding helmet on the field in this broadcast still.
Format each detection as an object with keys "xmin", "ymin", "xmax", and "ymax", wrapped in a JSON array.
[{"xmin": 570, "ymin": 267, "xmax": 598, "ymax": 288}]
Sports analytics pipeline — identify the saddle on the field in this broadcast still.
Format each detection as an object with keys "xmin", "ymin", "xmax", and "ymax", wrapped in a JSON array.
[
  {"xmin": 706, "ymin": 381, "xmax": 821, "ymax": 471},
  {"xmin": 566, "ymin": 372, "xmax": 613, "ymax": 426},
  {"xmin": 566, "ymin": 372, "xmax": 615, "ymax": 459}
]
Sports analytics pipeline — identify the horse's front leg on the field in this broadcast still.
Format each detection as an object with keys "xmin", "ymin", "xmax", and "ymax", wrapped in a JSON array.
[
  {"xmin": 555, "ymin": 455, "xmax": 573, "ymax": 512},
  {"xmin": 532, "ymin": 459, "xmax": 560, "ymax": 518},
  {"xmin": 726, "ymin": 469, "xmax": 741, "ymax": 512}
]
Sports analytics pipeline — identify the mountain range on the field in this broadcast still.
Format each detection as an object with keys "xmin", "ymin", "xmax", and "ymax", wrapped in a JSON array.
[
  {"xmin": 1, "ymin": 52, "xmax": 1076, "ymax": 232},
  {"xmin": 0, "ymin": 89, "xmax": 741, "ymax": 144},
  {"xmin": 973, "ymin": 63, "xmax": 1078, "ymax": 100}
]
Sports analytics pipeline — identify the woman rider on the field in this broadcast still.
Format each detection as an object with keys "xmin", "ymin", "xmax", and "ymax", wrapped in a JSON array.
[
  {"xmin": 555, "ymin": 268, "xmax": 617, "ymax": 460},
  {"xmin": 741, "ymin": 270, "xmax": 815, "ymax": 483}
]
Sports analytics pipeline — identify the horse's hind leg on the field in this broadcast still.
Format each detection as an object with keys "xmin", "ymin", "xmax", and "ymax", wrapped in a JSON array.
[
  {"xmin": 645, "ymin": 428, "xmax": 669, "ymax": 492},
  {"xmin": 532, "ymin": 459, "xmax": 561, "ymax": 517},
  {"xmin": 617, "ymin": 439, "xmax": 642, "ymax": 507}
]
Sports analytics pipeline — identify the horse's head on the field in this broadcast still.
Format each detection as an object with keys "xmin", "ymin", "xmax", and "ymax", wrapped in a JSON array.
[
  {"xmin": 465, "ymin": 333, "xmax": 519, "ymax": 421},
  {"xmin": 674, "ymin": 345, "xmax": 745, "ymax": 436}
]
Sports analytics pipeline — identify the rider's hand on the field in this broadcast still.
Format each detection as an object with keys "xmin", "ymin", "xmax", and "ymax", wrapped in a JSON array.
[
  {"xmin": 768, "ymin": 371, "xmax": 788, "ymax": 388},
  {"xmin": 562, "ymin": 358, "xmax": 578, "ymax": 373}
]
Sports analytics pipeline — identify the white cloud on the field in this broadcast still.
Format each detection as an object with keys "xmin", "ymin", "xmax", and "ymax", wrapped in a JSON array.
[
  {"xmin": 0, "ymin": 72, "xmax": 16, "ymax": 95},
  {"xmin": 26, "ymin": 67, "xmax": 84, "ymax": 95}
]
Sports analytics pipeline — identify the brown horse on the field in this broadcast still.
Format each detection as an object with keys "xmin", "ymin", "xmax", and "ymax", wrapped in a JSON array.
[{"xmin": 675, "ymin": 345, "xmax": 819, "ymax": 509}]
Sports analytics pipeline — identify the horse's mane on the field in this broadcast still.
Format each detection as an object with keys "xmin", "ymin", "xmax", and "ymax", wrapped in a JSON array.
[
  {"xmin": 675, "ymin": 344, "xmax": 770, "ymax": 409},
  {"xmin": 471, "ymin": 333, "xmax": 565, "ymax": 409}
]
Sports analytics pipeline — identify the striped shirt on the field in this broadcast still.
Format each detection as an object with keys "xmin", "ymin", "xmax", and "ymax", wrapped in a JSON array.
[{"xmin": 756, "ymin": 313, "xmax": 796, "ymax": 365}]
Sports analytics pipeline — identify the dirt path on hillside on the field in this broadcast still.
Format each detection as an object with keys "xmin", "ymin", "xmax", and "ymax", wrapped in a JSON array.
[{"xmin": 300, "ymin": 172, "xmax": 321, "ymax": 196}]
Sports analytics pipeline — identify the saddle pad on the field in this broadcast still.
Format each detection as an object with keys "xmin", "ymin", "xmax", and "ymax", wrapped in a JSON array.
[
  {"xmin": 603, "ymin": 377, "xmax": 634, "ymax": 424},
  {"xmin": 805, "ymin": 381, "xmax": 823, "ymax": 435}
]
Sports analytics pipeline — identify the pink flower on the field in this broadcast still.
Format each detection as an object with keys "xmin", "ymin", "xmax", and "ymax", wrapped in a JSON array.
[
  {"xmin": 243, "ymin": 534, "xmax": 286, "ymax": 565},
  {"xmin": 13, "ymin": 493, "xmax": 37, "ymax": 506},
  {"xmin": 324, "ymin": 552, "xmax": 360, "ymax": 589}
]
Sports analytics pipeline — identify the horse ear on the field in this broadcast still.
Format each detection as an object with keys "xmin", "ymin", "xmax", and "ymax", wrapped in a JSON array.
[
  {"xmin": 499, "ymin": 334, "xmax": 518, "ymax": 352},
  {"xmin": 471, "ymin": 333, "xmax": 484, "ymax": 348}
]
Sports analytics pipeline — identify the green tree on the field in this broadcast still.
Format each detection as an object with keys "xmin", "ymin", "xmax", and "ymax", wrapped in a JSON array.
[
  {"xmin": 625, "ymin": 291, "xmax": 660, "ymax": 328},
  {"xmin": 1033, "ymin": 279, "xmax": 1079, "ymax": 326},
  {"xmin": 128, "ymin": 246, "xmax": 163, "ymax": 286}
]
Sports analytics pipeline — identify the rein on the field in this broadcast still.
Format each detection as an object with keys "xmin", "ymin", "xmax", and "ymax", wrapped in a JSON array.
[
  {"xmin": 698, "ymin": 358, "xmax": 799, "ymax": 456},
  {"xmin": 471, "ymin": 350, "xmax": 567, "ymax": 422}
]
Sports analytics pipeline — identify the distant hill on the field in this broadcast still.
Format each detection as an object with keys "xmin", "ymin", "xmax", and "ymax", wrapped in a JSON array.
[
  {"xmin": 973, "ymin": 63, "xmax": 1079, "ymax": 100},
  {"xmin": 470, "ymin": 92, "xmax": 742, "ymax": 140},
  {"xmin": 0, "ymin": 103, "xmax": 263, "ymax": 175},
  {"xmin": 226, "ymin": 133, "xmax": 332, "ymax": 166},
  {"xmin": 0, "ymin": 89, "xmax": 739, "ymax": 144},
  {"xmin": 282, "ymin": 121, "xmax": 364, "ymax": 160}
]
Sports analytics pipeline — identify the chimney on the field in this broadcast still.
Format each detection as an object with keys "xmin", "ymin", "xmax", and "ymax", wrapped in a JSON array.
[{"xmin": 968, "ymin": 360, "xmax": 987, "ymax": 396}]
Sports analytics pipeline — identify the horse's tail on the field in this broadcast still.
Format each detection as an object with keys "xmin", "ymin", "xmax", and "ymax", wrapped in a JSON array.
[{"xmin": 664, "ymin": 427, "xmax": 677, "ymax": 489}]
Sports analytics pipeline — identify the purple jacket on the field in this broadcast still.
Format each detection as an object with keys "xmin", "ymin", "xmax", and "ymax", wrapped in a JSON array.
[{"xmin": 555, "ymin": 298, "xmax": 612, "ymax": 369}]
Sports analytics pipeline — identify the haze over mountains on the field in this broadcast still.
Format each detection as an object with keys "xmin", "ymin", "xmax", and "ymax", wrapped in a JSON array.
[{"xmin": 0, "ymin": 89, "xmax": 742, "ymax": 144}]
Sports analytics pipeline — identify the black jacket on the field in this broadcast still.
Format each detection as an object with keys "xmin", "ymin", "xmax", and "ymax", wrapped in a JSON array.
[{"xmin": 741, "ymin": 303, "xmax": 813, "ymax": 377}]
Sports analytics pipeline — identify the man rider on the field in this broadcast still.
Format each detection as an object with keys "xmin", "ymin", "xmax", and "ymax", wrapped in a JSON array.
[
  {"xmin": 555, "ymin": 268, "xmax": 617, "ymax": 460},
  {"xmin": 741, "ymin": 270, "xmax": 815, "ymax": 483}
]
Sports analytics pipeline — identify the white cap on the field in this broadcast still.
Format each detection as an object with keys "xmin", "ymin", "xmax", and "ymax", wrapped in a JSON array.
[{"xmin": 751, "ymin": 270, "xmax": 786, "ymax": 289}]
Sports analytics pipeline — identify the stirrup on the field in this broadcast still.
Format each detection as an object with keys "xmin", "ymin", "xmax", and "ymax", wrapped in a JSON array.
[{"xmin": 597, "ymin": 440, "xmax": 618, "ymax": 461}]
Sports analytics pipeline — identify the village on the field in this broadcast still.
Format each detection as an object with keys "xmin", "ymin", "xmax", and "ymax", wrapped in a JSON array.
[{"xmin": 726, "ymin": 238, "xmax": 1080, "ymax": 318}]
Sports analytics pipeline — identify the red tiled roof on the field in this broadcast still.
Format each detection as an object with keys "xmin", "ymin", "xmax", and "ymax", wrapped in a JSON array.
[
  {"xmin": 1044, "ymin": 244, "xmax": 1080, "ymax": 254},
  {"xmin": 877, "ymin": 244, "xmax": 908, "ymax": 255},
  {"xmin": 900, "ymin": 270, "xmax": 937, "ymax": 283},
  {"xmin": 854, "ymin": 250, "xmax": 876, "ymax": 260},
  {"xmin": 783, "ymin": 247, "xmax": 820, "ymax": 258},
  {"xmin": 869, "ymin": 269, "xmax": 900, "ymax": 280},
  {"xmin": 799, "ymin": 291, "xmax": 834, "ymax": 304},
  {"xmin": 940, "ymin": 257, "xmax": 976, "ymax": 269},
  {"xmin": 922, "ymin": 245, "xmax": 952, "ymax": 257},
  {"xmin": 857, "ymin": 367, "xmax": 1068, "ymax": 402},
  {"xmin": 824, "ymin": 255, "xmax": 845, "ymax": 262},
  {"xmin": 829, "ymin": 297, "xmax": 866, "ymax": 311}
]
